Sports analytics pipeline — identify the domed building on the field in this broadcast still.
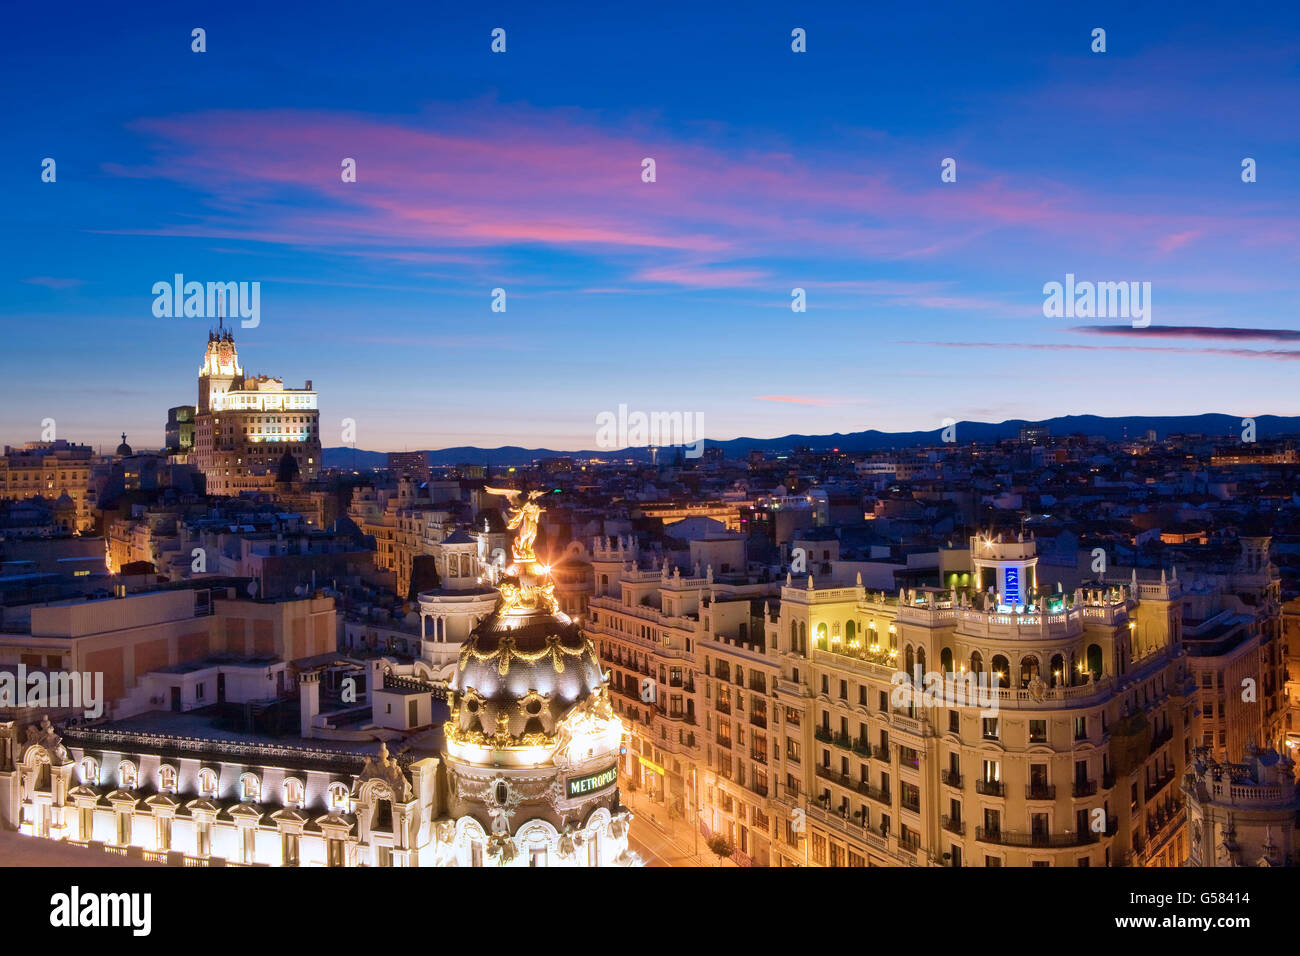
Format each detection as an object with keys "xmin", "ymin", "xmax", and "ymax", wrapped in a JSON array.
[{"xmin": 431, "ymin": 488, "xmax": 638, "ymax": 866}]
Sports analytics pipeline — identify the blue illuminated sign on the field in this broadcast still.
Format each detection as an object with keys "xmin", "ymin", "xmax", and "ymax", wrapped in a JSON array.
[{"xmin": 1004, "ymin": 567, "xmax": 1020, "ymax": 604}]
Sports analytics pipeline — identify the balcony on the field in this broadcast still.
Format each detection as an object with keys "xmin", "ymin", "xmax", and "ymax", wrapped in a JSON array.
[
  {"xmin": 750, "ymin": 751, "xmax": 768, "ymax": 766},
  {"xmin": 976, "ymin": 827, "xmax": 1100, "ymax": 848},
  {"xmin": 851, "ymin": 738, "xmax": 872, "ymax": 757},
  {"xmin": 716, "ymin": 700, "xmax": 732, "ymax": 716},
  {"xmin": 941, "ymin": 815, "xmax": 966, "ymax": 835},
  {"xmin": 831, "ymin": 733, "xmax": 853, "ymax": 751},
  {"xmin": 816, "ymin": 765, "xmax": 890, "ymax": 805},
  {"xmin": 1145, "ymin": 769, "xmax": 1178, "ymax": 802},
  {"xmin": 1026, "ymin": 783, "xmax": 1057, "ymax": 801},
  {"xmin": 975, "ymin": 779, "xmax": 1005, "ymax": 797},
  {"xmin": 1072, "ymin": 780, "xmax": 1098, "ymax": 798},
  {"xmin": 814, "ymin": 727, "xmax": 833, "ymax": 744},
  {"xmin": 750, "ymin": 711, "xmax": 768, "ymax": 729},
  {"xmin": 872, "ymin": 745, "xmax": 892, "ymax": 763},
  {"xmin": 941, "ymin": 770, "xmax": 963, "ymax": 788},
  {"xmin": 901, "ymin": 797, "xmax": 920, "ymax": 814},
  {"xmin": 715, "ymin": 735, "xmax": 732, "ymax": 750}
]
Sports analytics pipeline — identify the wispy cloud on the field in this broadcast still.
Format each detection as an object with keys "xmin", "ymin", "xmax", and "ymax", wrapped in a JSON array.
[
  {"xmin": 1073, "ymin": 325, "xmax": 1300, "ymax": 342},
  {"xmin": 23, "ymin": 277, "xmax": 84, "ymax": 290},
  {"xmin": 95, "ymin": 102, "xmax": 1279, "ymax": 294},
  {"xmin": 893, "ymin": 339, "xmax": 1300, "ymax": 361}
]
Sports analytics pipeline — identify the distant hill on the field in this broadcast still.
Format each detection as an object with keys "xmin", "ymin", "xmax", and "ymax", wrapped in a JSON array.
[{"xmin": 323, "ymin": 413, "xmax": 1300, "ymax": 469}]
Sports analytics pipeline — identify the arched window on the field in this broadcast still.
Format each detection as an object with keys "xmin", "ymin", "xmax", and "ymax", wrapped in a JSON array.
[
  {"xmin": 198, "ymin": 769, "xmax": 217, "ymax": 796},
  {"xmin": 328, "ymin": 782, "xmax": 349, "ymax": 812},
  {"xmin": 118, "ymin": 761, "xmax": 137, "ymax": 789},
  {"xmin": 970, "ymin": 651, "xmax": 983, "ymax": 674},
  {"xmin": 940, "ymin": 648, "xmax": 954, "ymax": 674},
  {"xmin": 991, "ymin": 655, "xmax": 1010, "ymax": 686},
  {"xmin": 1049, "ymin": 654, "xmax": 1065, "ymax": 687},
  {"xmin": 1019, "ymin": 655, "xmax": 1040, "ymax": 686},
  {"xmin": 917, "ymin": 647, "xmax": 927, "ymax": 674},
  {"xmin": 815, "ymin": 623, "xmax": 827, "ymax": 647},
  {"xmin": 81, "ymin": 757, "xmax": 99, "ymax": 785},
  {"xmin": 240, "ymin": 773, "xmax": 261, "ymax": 803},
  {"xmin": 798, "ymin": 621, "xmax": 807, "ymax": 651},
  {"xmin": 845, "ymin": 620, "xmax": 856, "ymax": 643},
  {"xmin": 158, "ymin": 766, "xmax": 177, "ymax": 793},
  {"xmin": 283, "ymin": 778, "xmax": 304, "ymax": 807},
  {"xmin": 460, "ymin": 554, "xmax": 471, "ymax": 576},
  {"xmin": 1086, "ymin": 644, "xmax": 1104, "ymax": 679},
  {"xmin": 904, "ymin": 646, "xmax": 915, "ymax": 677}
]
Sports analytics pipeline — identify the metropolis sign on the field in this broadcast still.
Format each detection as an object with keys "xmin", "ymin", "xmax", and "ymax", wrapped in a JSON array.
[{"xmin": 566, "ymin": 764, "xmax": 619, "ymax": 799}]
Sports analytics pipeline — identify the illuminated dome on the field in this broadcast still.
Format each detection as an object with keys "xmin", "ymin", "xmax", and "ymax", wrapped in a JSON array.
[
  {"xmin": 448, "ymin": 604, "xmax": 604, "ymax": 741},
  {"xmin": 443, "ymin": 487, "xmax": 620, "ymax": 769}
]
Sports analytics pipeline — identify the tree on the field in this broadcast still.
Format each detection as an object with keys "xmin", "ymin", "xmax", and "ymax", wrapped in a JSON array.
[{"xmin": 706, "ymin": 833, "xmax": 734, "ymax": 866}]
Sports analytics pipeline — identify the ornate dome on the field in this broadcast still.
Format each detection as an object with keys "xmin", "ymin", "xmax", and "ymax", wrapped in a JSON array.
[
  {"xmin": 448, "ymin": 604, "xmax": 604, "ymax": 742},
  {"xmin": 115, "ymin": 432, "xmax": 133, "ymax": 457},
  {"xmin": 444, "ymin": 486, "xmax": 614, "ymax": 763}
]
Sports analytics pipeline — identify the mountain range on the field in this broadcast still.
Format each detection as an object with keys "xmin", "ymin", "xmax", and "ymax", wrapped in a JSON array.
[{"xmin": 321, "ymin": 413, "xmax": 1300, "ymax": 470}]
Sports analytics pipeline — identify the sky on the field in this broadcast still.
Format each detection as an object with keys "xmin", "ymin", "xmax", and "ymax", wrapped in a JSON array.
[{"xmin": 2, "ymin": 0, "xmax": 1299, "ymax": 453}]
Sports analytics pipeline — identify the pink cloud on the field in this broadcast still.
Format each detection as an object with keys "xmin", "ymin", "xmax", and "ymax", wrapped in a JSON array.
[
  {"xmin": 98, "ymin": 103, "xmax": 1282, "ymax": 291},
  {"xmin": 754, "ymin": 395, "xmax": 837, "ymax": 406}
]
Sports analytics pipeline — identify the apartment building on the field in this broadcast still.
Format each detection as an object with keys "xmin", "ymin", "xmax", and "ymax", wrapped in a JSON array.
[{"xmin": 587, "ymin": 532, "xmax": 1285, "ymax": 866}]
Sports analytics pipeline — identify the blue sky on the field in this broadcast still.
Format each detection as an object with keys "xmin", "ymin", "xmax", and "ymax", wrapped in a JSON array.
[{"xmin": 2, "ymin": 0, "xmax": 1299, "ymax": 452}]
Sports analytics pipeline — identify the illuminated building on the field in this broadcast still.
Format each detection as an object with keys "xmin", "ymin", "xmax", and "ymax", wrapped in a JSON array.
[
  {"xmin": 431, "ymin": 487, "xmax": 637, "ymax": 866},
  {"xmin": 0, "ymin": 441, "xmax": 96, "ymax": 534},
  {"xmin": 165, "ymin": 406, "xmax": 195, "ymax": 457},
  {"xmin": 193, "ymin": 325, "xmax": 320, "ymax": 496},
  {"xmin": 1183, "ymin": 742, "xmax": 1299, "ymax": 866},
  {"xmin": 588, "ymin": 532, "xmax": 1286, "ymax": 866}
]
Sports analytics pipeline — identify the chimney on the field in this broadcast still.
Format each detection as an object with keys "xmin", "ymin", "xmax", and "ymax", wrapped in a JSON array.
[{"xmin": 299, "ymin": 671, "xmax": 321, "ymax": 739}]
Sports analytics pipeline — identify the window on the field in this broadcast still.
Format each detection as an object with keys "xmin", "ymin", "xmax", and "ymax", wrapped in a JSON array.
[
  {"xmin": 329, "ymin": 783, "xmax": 350, "ymax": 811},
  {"xmin": 116, "ymin": 811, "xmax": 131, "ymax": 845},
  {"xmin": 118, "ymin": 761, "xmax": 137, "ymax": 789},
  {"xmin": 948, "ymin": 711, "xmax": 960, "ymax": 733},
  {"xmin": 982, "ymin": 718, "xmax": 999, "ymax": 740},
  {"xmin": 197, "ymin": 821, "xmax": 212, "ymax": 857},
  {"xmin": 242, "ymin": 827, "xmax": 256, "ymax": 864},
  {"xmin": 81, "ymin": 757, "xmax": 98, "ymax": 785},
  {"xmin": 1029, "ymin": 720, "xmax": 1047, "ymax": 744},
  {"xmin": 158, "ymin": 766, "xmax": 177, "ymax": 793},
  {"xmin": 284, "ymin": 778, "xmax": 304, "ymax": 807},
  {"xmin": 241, "ymin": 774, "xmax": 261, "ymax": 802},
  {"xmin": 198, "ymin": 769, "xmax": 217, "ymax": 797},
  {"xmin": 80, "ymin": 807, "xmax": 93, "ymax": 841},
  {"xmin": 156, "ymin": 816, "xmax": 172, "ymax": 851}
]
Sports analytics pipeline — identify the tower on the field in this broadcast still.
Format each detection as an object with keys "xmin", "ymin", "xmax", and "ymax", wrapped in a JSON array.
[
  {"xmin": 435, "ymin": 487, "xmax": 638, "ymax": 866},
  {"xmin": 198, "ymin": 324, "xmax": 243, "ymax": 414}
]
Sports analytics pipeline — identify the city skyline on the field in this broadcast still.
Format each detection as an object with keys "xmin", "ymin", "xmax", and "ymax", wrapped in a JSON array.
[{"xmin": 5, "ymin": 1, "xmax": 1300, "ymax": 451}]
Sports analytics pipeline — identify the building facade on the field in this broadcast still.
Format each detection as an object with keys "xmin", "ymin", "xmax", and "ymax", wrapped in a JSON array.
[{"xmin": 193, "ymin": 328, "xmax": 321, "ymax": 496}]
